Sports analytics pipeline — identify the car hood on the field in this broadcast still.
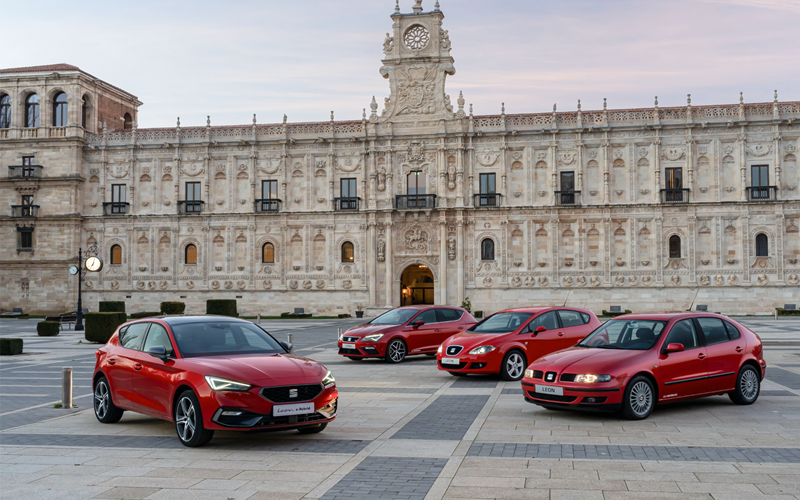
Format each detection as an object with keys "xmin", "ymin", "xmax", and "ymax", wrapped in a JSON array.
[
  {"xmin": 442, "ymin": 332, "xmax": 512, "ymax": 350},
  {"xmin": 185, "ymin": 353, "xmax": 327, "ymax": 386},
  {"xmin": 344, "ymin": 323, "xmax": 396, "ymax": 337},
  {"xmin": 530, "ymin": 346, "xmax": 650, "ymax": 375}
]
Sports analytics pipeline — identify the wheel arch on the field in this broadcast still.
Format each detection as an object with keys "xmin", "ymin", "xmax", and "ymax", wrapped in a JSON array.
[
  {"xmin": 629, "ymin": 370, "xmax": 659, "ymax": 401},
  {"xmin": 171, "ymin": 383, "xmax": 196, "ymax": 420},
  {"xmin": 739, "ymin": 358, "xmax": 763, "ymax": 381}
]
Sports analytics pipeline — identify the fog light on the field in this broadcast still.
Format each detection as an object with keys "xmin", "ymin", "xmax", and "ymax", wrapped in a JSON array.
[{"xmin": 221, "ymin": 410, "xmax": 243, "ymax": 416}]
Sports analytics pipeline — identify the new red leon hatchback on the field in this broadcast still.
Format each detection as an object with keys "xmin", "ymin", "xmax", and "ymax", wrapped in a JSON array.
[
  {"xmin": 92, "ymin": 316, "xmax": 338, "ymax": 447},
  {"xmin": 338, "ymin": 306, "xmax": 476, "ymax": 363},
  {"xmin": 436, "ymin": 307, "xmax": 601, "ymax": 380},
  {"xmin": 522, "ymin": 313, "xmax": 766, "ymax": 419}
]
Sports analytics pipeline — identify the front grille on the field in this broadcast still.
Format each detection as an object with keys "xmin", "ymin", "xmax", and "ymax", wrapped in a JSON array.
[
  {"xmin": 445, "ymin": 345, "xmax": 463, "ymax": 356},
  {"xmin": 258, "ymin": 411, "xmax": 329, "ymax": 427},
  {"xmin": 339, "ymin": 348, "xmax": 362, "ymax": 356},
  {"xmin": 260, "ymin": 384, "xmax": 323, "ymax": 403},
  {"xmin": 560, "ymin": 373, "xmax": 577, "ymax": 382},
  {"xmin": 439, "ymin": 361, "xmax": 468, "ymax": 370},
  {"xmin": 525, "ymin": 390, "xmax": 577, "ymax": 403},
  {"xmin": 342, "ymin": 336, "xmax": 360, "ymax": 342},
  {"xmin": 544, "ymin": 371, "xmax": 558, "ymax": 383},
  {"xmin": 531, "ymin": 370, "xmax": 543, "ymax": 379}
]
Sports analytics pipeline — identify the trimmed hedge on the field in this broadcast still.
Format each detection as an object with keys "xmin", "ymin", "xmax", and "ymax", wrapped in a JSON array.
[
  {"xmin": 99, "ymin": 301, "xmax": 126, "ymax": 313},
  {"xmin": 602, "ymin": 309, "xmax": 632, "ymax": 317},
  {"xmin": 777, "ymin": 308, "xmax": 800, "ymax": 316},
  {"xmin": 0, "ymin": 338, "xmax": 23, "ymax": 355},
  {"xmin": 280, "ymin": 312, "xmax": 312, "ymax": 318},
  {"xmin": 37, "ymin": 321, "xmax": 60, "ymax": 336},
  {"xmin": 160, "ymin": 301, "xmax": 186, "ymax": 315},
  {"xmin": 85, "ymin": 312, "xmax": 127, "ymax": 344},
  {"xmin": 207, "ymin": 299, "xmax": 238, "ymax": 317},
  {"xmin": 337, "ymin": 313, "xmax": 352, "ymax": 318},
  {"xmin": 130, "ymin": 311, "xmax": 161, "ymax": 319}
]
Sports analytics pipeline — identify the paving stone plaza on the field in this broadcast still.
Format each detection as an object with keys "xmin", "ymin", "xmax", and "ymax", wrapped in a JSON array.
[{"xmin": 2, "ymin": 316, "xmax": 800, "ymax": 500}]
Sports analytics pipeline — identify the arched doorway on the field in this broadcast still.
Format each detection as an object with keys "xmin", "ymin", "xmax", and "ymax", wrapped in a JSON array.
[{"xmin": 400, "ymin": 264, "xmax": 434, "ymax": 306}]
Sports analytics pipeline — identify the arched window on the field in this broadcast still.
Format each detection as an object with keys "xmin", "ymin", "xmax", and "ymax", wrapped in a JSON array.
[
  {"xmin": 123, "ymin": 113, "xmax": 133, "ymax": 130},
  {"xmin": 0, "ymin": 94, "xmax": 10, "ymax": 129},
  {"xmin": 481, "ymin": 238, "xmax": 495, "ymax": 261},
  {"xmin": 185, "ymin": 244, "xmax": 197, "ymax": 264},
  {"xmin": 755, "ymin": 233, "xmax": 768, "ymax": 257},
  {"xmin": 341, "ymin": 241, "xmax": 354, "ymax": 263},
  {"xmin": 669, "ymin": 235, "xmax": 681, "ymax": 259},
  {"xmin": 81, "ymin": 96, "xmax": 88, "ymax": 128},
  {"xmin": 53, "ymin": 92, "xmax": 68, "ymax": 127},
  {"xmin": 262, "ymin": 242, "xmax": 275, "ymax": 263},
  {"xmin": 25, "ymin": 94, "xmax": 39, "ymax": 128},
  {"xmin": 110, "ymin": 245, "xmax": 122, "ymax": 265}
]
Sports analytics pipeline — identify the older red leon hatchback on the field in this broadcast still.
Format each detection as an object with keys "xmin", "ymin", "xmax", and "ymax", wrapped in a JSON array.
[
  {"xmin": 93, "ymin": 316, "xmax": 338, "ymax": 447},
  {"xmin": 437, "ymin": 307, "xmax": 601, "ymax": 380},
  {"xmin": 522, "ymin": 313, "xmax": 766, "ymax": 419}
]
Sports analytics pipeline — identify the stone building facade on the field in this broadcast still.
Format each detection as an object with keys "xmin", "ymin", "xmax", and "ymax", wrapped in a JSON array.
[{"xmin": 1, "ymin": 1, "xmax": 799, "ymax": 316}]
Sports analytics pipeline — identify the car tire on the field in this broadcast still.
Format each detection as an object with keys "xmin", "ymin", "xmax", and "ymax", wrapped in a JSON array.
[
  {"xmin": 174, "ymin": 389, "xmax": 214, "ymax": 447},
  {"xmin": 93, "ymin": 376, "xmax": 124, "ymax": 424},
  {"xmin": 622, "ymin": 375, "xmax": 655, "ymax": 420},
  {"xmin": 345, "ymin": 356, "xmax": 363, "ymax": 361},
  {"xmin": 729, "ymin": 365, "xmax": 760, "ymax": 405},
  {"xmin": 297, "ymin": 422, "xmax": 328, "ymax": 434},
  {"xmin": 385, "ymin": 338, "xmax": 407, "ymax": 363},
  {"xmin": 448, "ymin": 371, "xmax": 467, "ymax": 377},
  {"xmin": 500, "ymin": 350, "xmax": 526, "ymax": 381}
]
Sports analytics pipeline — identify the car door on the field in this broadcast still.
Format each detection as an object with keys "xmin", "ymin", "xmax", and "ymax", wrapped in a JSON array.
[
  {"xmin": 107, "ymin": 322, "xmax": 150, "ymax": 408},
  {"xmin": 435, "ymin": 308, "xmax": 468, "ymax": 344},
  {"xmin": 556, "ymin": 309, "xmax": 589, "ymax": 349},
  {"xmin": 658, "ymin": 319, "xmax": 709, "ymax": 399},
  {"xmin": 406, "ymin": 309, "xmax": 439, "ymax": 353},
  {"xmin": 134, "ymin": 322, "xmax": 180, "ymax": 418},
  {"xmin": 525, "ymin": 311, "xmax": 563, "ymax": 361},
  {"xmin": 696, "ymin": 317, "xmax": 741, "ymax": 393}
]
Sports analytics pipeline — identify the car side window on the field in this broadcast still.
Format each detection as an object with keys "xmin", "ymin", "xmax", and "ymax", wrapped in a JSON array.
[
  {"xmin": 142, "ymin": 323, "xmax": 175, "ymax": 357},
  {"xmin": 723, "ymin": 320, "xmax": 741, "ymax": 340},
  {"xmin": 664, "ymin": 319, "xmax": 700, "ymax": 350},
  {"xmin": 435, "ymin": 308, "xmax": 463, "ymax": 322},
  {"xmin": 558, "ymin": 310, "xmax": 584, "ymax": 328},
  {"xmin": 580, "ymin": 312, "xmax": 591, "ymax": 324},
  {"xmin": 529, "ymin": 311, "xmax": 559, "ymax": 331},
  {"xmin": 696, "ymin": 317, "xmax": 729, "ymax": 346},
  {"xmin": 414, "ymin": 309, "xmax": 438, "ymax": 325},
  {"xmin": 120, "ymin": 323, "xmax": 150, "ymax": 351}
]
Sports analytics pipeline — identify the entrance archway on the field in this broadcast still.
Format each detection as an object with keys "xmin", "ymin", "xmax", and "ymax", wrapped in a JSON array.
[{"xmin": 400, "ymin": 264, "xmax": 435, "ymax": 306}]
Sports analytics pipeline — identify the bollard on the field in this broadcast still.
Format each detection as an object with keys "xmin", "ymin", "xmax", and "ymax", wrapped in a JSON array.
[
  {"xmin": 337, "ymin": 326, "xmax": 342, "ymax": 341},
  {"xmin": 62, "ymin": 367, "xmax": 73, "ymax": 409},
  {"xmin": 257, "ymin": 313, "xmax": 261, "ymax": 324},
  {"xmin": 287, "ymin": 333, "xmax": 294, "ymax": 353}
]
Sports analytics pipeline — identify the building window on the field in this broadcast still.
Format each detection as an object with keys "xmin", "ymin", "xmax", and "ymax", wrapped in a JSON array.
[
  {"xmin": 341, "ymin": 241, "xmax": 354, "ymax": 262},
  {"xmin": 21, "ymin": 194, "xmax": 34, "ymax": 206},
  {"xmin": 81, "ymin": 97, "xmax": 88, "ymax": 128},
  {"xmin": 560, "ymin": 171, "xmax": 575, "ymax": 192},
  {"xmin": 669, "ymin": 235, "xmax": 681, "ymax": 259},
  {"xmin": 123, "ymin": 113, "xmax": 133, "ymax": 130},
  {"xmin": 751, "ymin": 165, "xmax": 769, "ymax": 187},
  {"xmin": 110, "ymin": 244, "xmax": 122, "ymax": 265},
  {"xmin": 185, "ymin": 182, "xmax": 202, "ymax": 213},
  {"xmin": 22, "ymin": 156, "xmax": 35, "ymax": 177},
  {"xmin": 25, "ymin": 94, "xmax": 39, "ymax": 128},
  {"xmin": 262, "ymin": 180, "xmax": 278, "ymax": 199},
  {"xmin": 0, "ymin": 94, "xmax": 10, "ymax": 129},
  {"xmin": 53, "ymin": 92, "xmax": 68, "ymax": 127},
  {"xmin": 185, "ymin": 244, "xmax": 197, "ymax": 264},
  {"xmin": 481, "ymin": 238, "xmax": 495, "ymax": 261},
  {"xmin": 341, "ymin": 178, "xmax": 357, "ymax": 198},
  {"xmin": 480, "ymin": 173, "xmax": 496, "ymax": 195},
  {"xmin": 262, "ymin": 242, "xmax": 275, "ymax": 263},
  {"xmin": 666, "ymin": 168, "xmax": 683, "ymax": 190},
  {"xmin": 755, "ymin": 233, "xmax": 768, "ymax": 257},
  {"xmin": 17, "ymin": 227, "xmax": 34, "ymax": 251},
  {"xmin": 407, "ymin": 171, "xmax": 426, "ymax": 195}
]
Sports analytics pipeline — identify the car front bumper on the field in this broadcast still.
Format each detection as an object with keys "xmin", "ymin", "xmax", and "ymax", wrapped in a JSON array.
[
  {"xmin": 435, "ymin": 350, "xmax": 503, "ymax": 374},
  {"xmin": 520, "ymin": 379, "xmax": 624, "ymax": 412},
  {"xmin": 337, "ymin": 340, "xmax": 385, "ymax": 358}
]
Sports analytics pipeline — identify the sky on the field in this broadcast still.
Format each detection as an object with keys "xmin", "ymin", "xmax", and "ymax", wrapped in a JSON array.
[{"xmin": 2, "ymin": 0, "xmax": 798, "ymax": 128}]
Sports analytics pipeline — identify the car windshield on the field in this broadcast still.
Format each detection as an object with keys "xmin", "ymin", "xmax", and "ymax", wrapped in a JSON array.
[
  {"xmin": 171, "ymin": 321, "xmax": 286, "ymax": 357},
  {"xmin": 468, "ymin": 312, "xmax": 533, "ymax": 334},
  {"xmin": 577, "ymin": 319, "xmax": 667, "ymax": 350},
  {"xmin": 370, "ymin": 308, "xmax": 420, "ymax": 325}
]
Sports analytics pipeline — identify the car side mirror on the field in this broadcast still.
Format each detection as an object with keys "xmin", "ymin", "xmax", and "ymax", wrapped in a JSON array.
[
  {"xmin": 280, "ymin": 341, "xmax": 294, "ymax": 353},
  {"xmin": 665, "ymin": 343, "xmax": 685, "ymax": 353},
  {"xmin": 146, "ymin": 345, "xmax": 169, "ymax": 362},
  {"xmin": 534, "ymin": 326, "xmax": 547, "ymax": 336},
  {"xmin": 412, "ymin": 320, "xmax": 424, "ymax": 328}
]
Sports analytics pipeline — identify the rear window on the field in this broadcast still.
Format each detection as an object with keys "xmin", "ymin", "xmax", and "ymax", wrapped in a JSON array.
[
  {"xmin": 120, "ymin": 323, "xmax": 149, "ymax": 350},
  {"xmin": 697, "ymin": 317, "xmax": 729, "ymax": 346},
  {"xmin": 724, "ymin": 320, "xmax": 741, "ymax": 340},
  {"xmin": 558, "ymin": 310, "xmax": 585, "ymax": 327},
  {"xmin": 436, "ymin": 308, "xmax": 463, "ymax": 322}
]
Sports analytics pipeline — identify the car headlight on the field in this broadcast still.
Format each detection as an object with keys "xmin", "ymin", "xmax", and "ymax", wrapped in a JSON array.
[
  {"xmin": 204, "ymin": 376, "xmax": 251, "ymax": 391},
  {"xmin": 437, "ymin": 344, "xmax": 443, "ymax": 354},
  {"xmin": 362, "ymin": 333, "xmax": 384, "ymax": 342},
  {"xmin": 322, "ymin": 370, "xmax": 336, "ymax": 388},
  {"xmin": 574, "ymin": 374, "xmax": 612, "ymax": 383},
  {"xmin": 524, "ymin": 369, "xmax": 536, "ymax": 379},
  {"xmin": 469, "ymin": 345, "xmax": 497, "ymax": 355}
]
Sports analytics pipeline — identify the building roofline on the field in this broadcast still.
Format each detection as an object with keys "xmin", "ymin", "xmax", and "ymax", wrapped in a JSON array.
[{"xmin": 0, "ymin": 64, "xmax": 140, "ymax": 104}]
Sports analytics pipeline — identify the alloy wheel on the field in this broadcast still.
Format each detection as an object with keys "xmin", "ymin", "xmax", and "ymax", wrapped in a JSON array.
[
  {"xmin": 388, "ymin": 340, "xmax": 406, "ymax": 362},
  {"xmin": 506, "ymin": 353, "xmax": 524, "ymax": 379},
  {"xmin": 629, "ymin": 380, "xmax": 653, "ymax": 417},
  {"xmin": 176, "ymin": 396, "xmax": 196, "ymax": 443},
  {"xmin": 740, "ymin": 368, "xmax": 759, "ymax": 401},
  {"xmin": 94, "ymin": 381, "xmax": 109, "ymax": 419}
]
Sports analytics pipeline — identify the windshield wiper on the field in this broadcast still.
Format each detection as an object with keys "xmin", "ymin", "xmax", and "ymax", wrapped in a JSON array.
[{"xmin": 593, "ymin": 344, "xmax": 622, "ymax": 349}]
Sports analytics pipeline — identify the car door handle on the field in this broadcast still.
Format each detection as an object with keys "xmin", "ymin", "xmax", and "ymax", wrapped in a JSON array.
[
  {"xmin": 435, "ymin": 329, "xmax": 441, "ymax": 333},
  {"xmin": 735, "ymin": 346, "xmax": 743, "ymax": 353},
  {"xmin": 697, "ymin": 353, "xmax": 706, "ymax": 360},
  {"xmin": 558, "ymin": 332, "xmax": 565, "ymax": 337},
  {"xmin": 108, "ymin": 359, "xmax": 116, "ymax": 365},
  {"xmin": 134, "ymin": 363, "xmax": 143, "ymax": 371}
]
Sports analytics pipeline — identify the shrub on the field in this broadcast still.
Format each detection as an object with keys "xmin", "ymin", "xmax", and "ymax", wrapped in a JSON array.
[
  {"xmin": 160, "ymin": 301, "xmax": 186, "ymax": 315},
  {"xmin": 777, "ymin": 308, "xmax": 800, "ymax": 316},
  {"xmin": 130, "ymin": 311, "xmax": 161, "ymax": 319},
  {"xmin": 0, "ymin": 338, "xmax": 23, "ymax": 355},
  {"xmin": 85, "ymin": 312, "xmax": 127, "ymax": 344},
  {"xmin": 337, "ymin": 313, "xmax": 352, "ymax": 318},
  {"xmin": 207, "ymin": 299, "xmax": 238, "ymax": 317},
  {"xmin": 461, "ymin": 297, "xmax": 472, "ymax": 313},
  {"xmin": 280, "ymin": 312, "xmax": 312, "ymax": 318},
  {"xmin": 99, "ymin": 301, "xmax": 126, "ymax": 313},
  {"xmin": 37, "ymin": 322, "xmax": 60, "ymax": 336},
  {"xmin": 601, "ymin": 309, "xmax": 632, "ymax": 317}
]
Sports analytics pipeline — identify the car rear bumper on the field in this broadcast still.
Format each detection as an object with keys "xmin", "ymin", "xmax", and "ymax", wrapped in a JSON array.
[{"xmin": 520, "ymin": 380, "xmax": 624, "ymax": 411}]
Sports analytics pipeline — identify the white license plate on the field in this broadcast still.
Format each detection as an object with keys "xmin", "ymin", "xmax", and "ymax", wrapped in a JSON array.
[
  {"xmin": 535, "ymin": 384, "xmax": 564, "ymax": 396},
  {"xmin": 273, "ymin": 402, "xmax": 315, "ymax": 416},
  {"xmin": 342, "ymin": 343, "xmax": 356, "ymax": 349},
  {"xmin": 441, "ymin": 357, "xmax": 460, "ymax": 365}
]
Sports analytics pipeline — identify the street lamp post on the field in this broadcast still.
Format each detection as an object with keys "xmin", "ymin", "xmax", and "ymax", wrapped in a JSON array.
[
  {"xmin": 72, "ymin": 244, "xmax": 100, "ymax": 332},
  {"xmin": 76, "ymin": 247, "xmax": 84, "ymax": 331}
]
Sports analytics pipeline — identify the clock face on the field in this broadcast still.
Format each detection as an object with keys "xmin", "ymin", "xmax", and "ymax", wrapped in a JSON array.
[
  {"xmin": 69, "ymin": 265, "xmax": 79, "ymax": 275},
  {"xmin": 85, "ymin": 256, "xmax": 103, "ymax": 272}
]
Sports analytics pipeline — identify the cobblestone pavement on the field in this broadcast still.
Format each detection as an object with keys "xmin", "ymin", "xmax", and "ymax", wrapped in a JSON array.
[{"xmin": 1, "ymin": 317, "xmax": 799, "ymax": 500}]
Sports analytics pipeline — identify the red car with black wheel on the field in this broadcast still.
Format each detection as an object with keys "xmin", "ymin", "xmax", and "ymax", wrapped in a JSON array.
[
  {"xmin": 436, "ymin": 307, "xmax": 601, "ymax": 380},
  {"xmin": 522, "ymin": 313, "xmax": 766, "ymax": 419}
]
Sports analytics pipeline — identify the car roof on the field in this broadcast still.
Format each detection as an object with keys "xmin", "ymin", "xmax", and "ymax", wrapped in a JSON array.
[
  {"xmin": 138, "ymin": 315, "xmax": 253, "ymax": 326},
  {"xmin": 495, "ymin": 307, "xmax": 579, "ymax": 313},
  {"xmin": 611, "ymin": 312, "xmax": 730, "ymax": 320}
]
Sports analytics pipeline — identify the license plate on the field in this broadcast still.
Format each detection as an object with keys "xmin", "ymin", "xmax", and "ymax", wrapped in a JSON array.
[
  {"xmin": 535, "ymin": 384, "xmax": 564, "ymax": 396},
  {"xmin": 273, "ymin": 402, "xmax": 314, "ymax": 416},
  {"xmin": 342, "ymin": 343, "xmax": 356, "ymax": 349},
  {"xmin": 441, "ymin": 357, "xmax": 460, "ymax": 365}
]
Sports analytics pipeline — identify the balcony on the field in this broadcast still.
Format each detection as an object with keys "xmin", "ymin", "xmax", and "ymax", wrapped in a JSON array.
[
  {"xmin": 255, "ymin": 198, "xmax": 282, "ymax": 213},
  {"xmin": 103, "ymin": 202, "xmax": 130, "ymax": 215},
  {"xmin": 178, "ymin": 200, "xmax": 205, "ymax": 214},
  {"xmin": 395, "ymin": 194, "xmax": 437, "ymax": 210},
  {"xmin": 8, "ymin": 165, "xmax": 43, "ymax": 179},
  {"xmin": 660, "ymin": 188, "xmax": 690, "ymax": 204},
  {"xmin": 11, "ymin": 205, "xmax": 39, "ymax": 218},
  {"xmin": 746, "ymin": 186, "xmax": 777, "ymax": 201},
  {"xmin": 473, "ymin": 193, "xmax": 503, "ymax": 208},
  {"xmin": 555, "ymin": 191, "xmax": 581, "ymax": 206},
  {"xmin": 334, "ymin": 197, "xmax": 360, "ymax": 211}
]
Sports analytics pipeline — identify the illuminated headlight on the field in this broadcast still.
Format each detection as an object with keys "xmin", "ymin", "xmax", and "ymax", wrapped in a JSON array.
[
  {"xmin": 363, "ymin": 333, "xmax": 384, "ymax": 342},
  {"xmin": 322, "ymin": 370, "xmax": 336, "ymax": 388},
  {"xmin": 437, "ymin": 344, "xmax": 443, "ymax": 354},
  {"xmin": 524, "ymin": 369, "xmax": 536, "ymax": 379},
  {"xmin": 204, "ymin": 376, "xmax": 251, "ymax": 391},
  {"xmin": 575, "ymin": 374, "xmax": 612, "ymax": 383},
  {"xmin": 469, "ymin": 345, "xmax": 497, "ymax": 355}
]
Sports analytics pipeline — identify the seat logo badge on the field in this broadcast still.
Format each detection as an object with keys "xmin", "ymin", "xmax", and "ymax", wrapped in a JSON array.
[
  {"xmin": 289, "ymin": 388, "xmax": 298, "ymax": 398},
  {"xmin": 546, "ymin": 373, "xmax": 555, "ymax": 382}
]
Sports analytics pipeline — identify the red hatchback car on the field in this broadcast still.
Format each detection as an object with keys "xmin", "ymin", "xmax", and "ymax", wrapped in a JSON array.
[
  {"xmin": 92, "ymin": 316, "xmax": 338, "ymax": 447},
  {"xmin": 437, "ymin": 307, "xmax": 601, "ymax": 380},
  {"xmin": 338, "ymin": 306, "xmax": 476, "ymax": 363},
  {"xmin": 522, "ymin": 313, "xmax": 766, "ymax": 419}
]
